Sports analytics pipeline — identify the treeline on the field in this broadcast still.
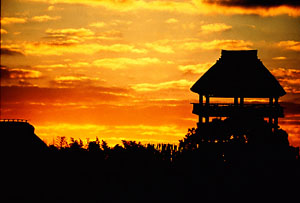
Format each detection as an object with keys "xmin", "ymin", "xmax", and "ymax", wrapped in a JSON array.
[
  {"xmin": 4, "ymin": 124, "xmax": 300, "ymax": 202},
  {"xmin": 5, "ymin": 134, "xmax": 299, "ymax": 202},
  {"xmin": 49, "ymin": 136, "xmax": 179, "ymax": 157},
  {"xmin": 47, "ymin": 127, "xmax": 299, "ymax": 163}
]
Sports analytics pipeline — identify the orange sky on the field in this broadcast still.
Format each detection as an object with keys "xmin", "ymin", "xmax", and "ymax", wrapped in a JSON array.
[{"xmin": 1, "ymin": 0, "xmax": 300, "ymax": 147}]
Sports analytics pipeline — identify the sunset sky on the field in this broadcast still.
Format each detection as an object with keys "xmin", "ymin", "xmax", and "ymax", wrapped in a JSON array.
[{"xmin": 1, "ymin": 0, "xmax": 300, "ymax": 147}]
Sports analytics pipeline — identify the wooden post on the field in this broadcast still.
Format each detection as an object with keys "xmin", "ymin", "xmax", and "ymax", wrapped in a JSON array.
[
  {"xmin": 274, "ymin": 117, "xmax": 278, "ymax": 129},
  {"xmin": 198, "ymin": 94, "xmax": 203, "ymax": 125},
  {"xmin": 240, "ymin": 97, "xmax": 244, "ymax": 107},
  {"xmin": 199, "ymin": 94, "xmax": 203, "ymax": 105},
  {"xmin": 269, "ymin": 117, "xmax": 273, "ymax": 125},
  {"xmin": 275, "ymin": 97, "xmax": 278, "ymax": 105},
  {"xmin": 269, "ymin": 97, "xmax": 274, "ymax": 127},
  {"xmin": 234, "ymin": 97, "xmax": 238, "ymax": 106},
  {"xmin": 269, "ymin": 97, "xmax": 273, "ymax": 106},
  {"xmin": 205, "ymin": 95, "xmax": 209, "ymax": 123},
  {"xmin": 205, "ymin": 117, "xmax": 209, "ymax": 123},
  {"xmin": 274, "ymin": 97, "xmax": 279, "ymax": 130},
  {"xmin": 205, "ymin": 95, "xmax": 210, "ymax": 106}
]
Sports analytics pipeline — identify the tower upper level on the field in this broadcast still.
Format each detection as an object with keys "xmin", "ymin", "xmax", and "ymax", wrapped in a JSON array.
[{"xmin": 190, "ymin": 50, "xmax": 286, "ymax": 98}]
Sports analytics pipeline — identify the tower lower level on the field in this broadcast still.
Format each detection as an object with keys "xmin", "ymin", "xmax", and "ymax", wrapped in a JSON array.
[{"xmin": 192, "ymin": 96, "xmax": 283, "ymax": 130}]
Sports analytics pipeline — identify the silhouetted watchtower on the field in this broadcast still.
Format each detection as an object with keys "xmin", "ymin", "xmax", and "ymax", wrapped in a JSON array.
[{"xmin": 191, "ymin": 50, "xmax": 285, "ymax": 129}]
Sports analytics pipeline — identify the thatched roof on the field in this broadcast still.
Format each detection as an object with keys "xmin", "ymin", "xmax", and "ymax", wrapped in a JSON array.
[
  {"xmin": 190, "ymin": 50, "xmax": 286, "ymax": 98},
  {"xmin": 0, "ymin": 120, "xmax": 48, "ymax": 153}
]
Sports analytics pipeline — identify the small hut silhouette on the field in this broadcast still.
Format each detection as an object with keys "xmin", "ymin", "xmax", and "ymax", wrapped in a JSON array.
[
  {"xmin": 1, "ymin": 119, "xmax": 48, "ymax": 153},
  {"xmin": 191, "ymin": 50, "xmax": 285, "ymax": 131}
]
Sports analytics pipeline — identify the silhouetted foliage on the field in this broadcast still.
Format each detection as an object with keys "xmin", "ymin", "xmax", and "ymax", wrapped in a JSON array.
[
  {"xmin": 101, "ymin": 140, "xmax": 110, "ymax": 151},
  {"xmin": 56, "ymin": 136, "xmax": 69, "ymax": 149},
  {"xmin": 2, "ymin": 120, "xmax": 300, "ymax": 202},
  {"xmin": 88, "ymin": 141, "xmax": 101, "ymax": 152}
]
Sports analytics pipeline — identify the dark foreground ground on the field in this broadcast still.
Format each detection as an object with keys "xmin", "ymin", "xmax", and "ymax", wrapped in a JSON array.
[{"xmin": 3, "ymin": 141, "xmax": 300, "ymax": 203}]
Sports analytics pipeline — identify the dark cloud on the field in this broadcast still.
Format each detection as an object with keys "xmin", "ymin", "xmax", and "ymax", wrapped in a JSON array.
[
  {"xmin": 271, "ymin": 68, "xmax": 300, "ymax": 95},
  {"xmin": 280, "ymin": 119, "xmax": 300, "ymax": 126},
  {"xmin": 0, "ymin": 66, "xmax": 41, "ymax": 79},
  {"xmin": 281, "ymin": 102, "xmax": 300, "ymax": 115},
  {"xmin": 1, "ymin": 85, "xmax": 130, "ymax": 104},
  {"xmin": 0, "ymin": 48, "xmax": 24, "ymax": 56},
  {"xmin": 203, "ymin": 0, "xmax": 300, "ymax": 8},
  {"xmin": 0, "ymin": 66, "xmax": 11, "ymax": 79},
  {"xmin": 50, "ymin": 77, "xmax": 99, "ymax": 88},
  {"xmin": 18, "ymin": 79, "xmax": 35, "ymax": 87}
]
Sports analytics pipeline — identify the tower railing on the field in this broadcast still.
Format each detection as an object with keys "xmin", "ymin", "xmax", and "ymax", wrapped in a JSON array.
[
  {"xmin": 0, "ymin": 119, "xmax": 28, "ymax": 123},
  {"xmin": 192, "ymin": 103, "xmax": 284, "ymax": 118}
]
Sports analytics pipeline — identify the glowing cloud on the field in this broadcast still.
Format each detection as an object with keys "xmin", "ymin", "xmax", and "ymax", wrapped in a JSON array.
[
  {"xmin": 131, "ymin": 79, "xmax": 193, "ymax": 92},
  {"xmin": 8, "ymin": 41, "xmax": 147, "ymax": 56},
  {"xmin": 277, "ymin": 41, "xmax": 300, "ymax": 51},
  {"xmin": 165, "ymin": 18, "xmax": 178, "ymax": 24},
  {"xmin": 52, "ymin": 75, "xmax": 101, "ymax": 87},
  {"xmin": 200, "ymin": 23, "xmax": 232, "ymax": 33},
  {"xmin": 1, "ymin": 29, "xmax": 8, "ymax": 34},
  {"xmin": 89, "ymin": 22, "xmax": 107, "ymax": 28},
  {"xmin": 182, "ymin": 39, "xmax": 253, "ymax": 50},
  {"xmin": 92, "ymin": 57, "xmax": 161, "ymax": 70},
  {"xmin": 145, "ymin": 42, "xmax": 174, "ymax": 54},
  {"xmin": 31, "ymin": 15, "xmax": 61, "ymax": 22},
  {"xmin": 54, "ymin": 76, "xmax": 90, "ymax": 81},
  {"xmin": 178, "ymin": 63, "xmax": 212, "ymax": 75},
  {"xmin": 1, "ymin": 17, "xmax": 27, "ymax": 25},
  {"xmin": 46, "ymin": 28, "xmax": 95, "ymax": 37},
  {"xmin": 272, "ymin": 56, "xmax": 287, "ymax": 60}
]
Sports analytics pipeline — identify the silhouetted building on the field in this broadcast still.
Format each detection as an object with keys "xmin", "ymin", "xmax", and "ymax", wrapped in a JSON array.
[
  {"xmin": 1, "ymin": 119, "xmax": 48, "ymax": 153},
  {"xmin": 191, "ymin": 50, "xmax": 285, "ymax": 129}
]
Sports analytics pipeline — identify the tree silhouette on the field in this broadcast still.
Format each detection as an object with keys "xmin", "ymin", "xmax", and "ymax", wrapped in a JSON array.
[
  {"xmin": 69, "ymin": 138, "xmax": 84, "ymax": 152},
  {"xmin": 101, "ymin": 140, "xmax": 110, "ymax": 151},
  {"xmin": 56, "ymin": 136, "xmax": 68, "ymax": 149},
  {"xmin": 88, "ymin": 141, "xmax": 101, "ymax": 152}
]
